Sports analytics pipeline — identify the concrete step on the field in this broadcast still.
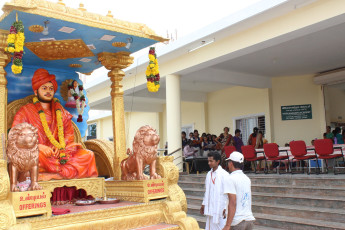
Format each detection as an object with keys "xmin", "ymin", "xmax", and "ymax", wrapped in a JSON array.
[
  {"xmin": 187, "ymin": 204, "xmax": 203, "ymax": 217},
  {"xmin": 253, "ymin": 202, "xmax": 345, "ymax": 224},
  {"xmin": 186, "ymin": 195, "xmax": 203, "ymax": 206},
  {"xmin": 249, "ymin": 175, "xmax": 345, "ymax": 188},
  {"xmin": 180, "ymin": 174, "xmax": 345, "ymax": 187},
  {"xmin": 252, "ymin": 192, "xmax": 345, "ymax": 209},
  {"xmin": 255, "ymin": 213, "xmax": 345, "ymax": 230},
  {"xmin": 251, "ymin": 184, "xmax": 345, "ymax": 197},
  {"xmin": 180, "ymin": 181, "xmax": 345, "ymax": 197},
  {"xmin": 182, "ymin": 187, "xmax": 204, "ymax": 197}
]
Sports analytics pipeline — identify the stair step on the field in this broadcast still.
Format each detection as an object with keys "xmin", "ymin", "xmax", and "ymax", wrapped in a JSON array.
[
  {"xmin": 255, "ymin": 213, "xmax": 345, "ymax": 230},
  {"xmin": 252, "ymin": 192, "xmax": 345, "ymax": 209},
  {"xmin": 253, "ymin": 202, "xmax": 345, "ymax": 223},
  {"xmin": 130, "ymin": 223, "xmax": 179, "ymax": 230}
]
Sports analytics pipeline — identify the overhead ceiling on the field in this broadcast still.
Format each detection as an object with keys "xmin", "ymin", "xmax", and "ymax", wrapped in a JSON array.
[{"xmin": 213, "ymin": 21, "xmax": 345, "ymax": 77}]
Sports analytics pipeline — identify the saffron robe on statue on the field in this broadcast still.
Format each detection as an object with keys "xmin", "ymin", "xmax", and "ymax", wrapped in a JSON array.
[
  {"xmin": 202, "ymin": 166, "xmax": 229, "ymax": 230},
  {"xmin": 12, "ymin": 100, "xmax": 98, "ymax": 181}
]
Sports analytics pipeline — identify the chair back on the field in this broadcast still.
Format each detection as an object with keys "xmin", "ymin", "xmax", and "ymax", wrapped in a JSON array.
[
  {"xmin": 241, "ymin": 145, "xmax": 256, "ymax": 159},
  {"xmin": 289, "ymin": 141, "xmax": 307, "ymax": 157},
  {"xmin": 224, "ymin": 146, "xmax": 236, "ymax": 158},
  {"xmin": 314, "ymin": 139, "xmax": 334, "ymax": 156},
  {"xmin": 263, "ymin": 143, "xmax": 279, "ymax": 158}
]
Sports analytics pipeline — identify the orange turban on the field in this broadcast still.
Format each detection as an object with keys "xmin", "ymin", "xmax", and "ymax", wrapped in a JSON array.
[{"xmin": 32, "ymin": 68, "xmax": 58, "ymax": 92}]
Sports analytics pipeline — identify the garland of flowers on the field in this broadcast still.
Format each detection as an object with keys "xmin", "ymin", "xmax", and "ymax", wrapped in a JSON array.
[
  {"xmin": 33, "ymin": 97, "xmax": 68, "ymax": 164},
  {"xmin": 68, "ymin": 82, "xmax": 85, "ymax": 122},
  {"xmin": 145, "ymin": 47, "xmax": 160, "ymax": 92},
  {"xmin": 5, "ymin": 20, "xmax": 25, "ymax": 74}
]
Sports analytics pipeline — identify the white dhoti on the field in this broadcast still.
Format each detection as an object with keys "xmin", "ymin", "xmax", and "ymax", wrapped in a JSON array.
[
  {"xmin": 202, "ymin": 167, "xmax": 229, "ymax": 230},
  {"xmin": 206, "ymin": 215, "xmax": 226, "ymax": 230}
]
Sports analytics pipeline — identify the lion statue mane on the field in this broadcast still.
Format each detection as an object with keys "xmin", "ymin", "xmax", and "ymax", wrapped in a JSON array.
[
  {"xmin": 7, "ymin": 122, "xmax": 42, "ymax": 192},
  {"xmin": 121, "ymin": 125, "xmax": 161, "ymax": 180}
]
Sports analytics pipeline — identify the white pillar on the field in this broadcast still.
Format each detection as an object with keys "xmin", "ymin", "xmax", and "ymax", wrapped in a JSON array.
[{"xmin": 166, "ymin": 74, "xmax": 182, "ymax": 170}]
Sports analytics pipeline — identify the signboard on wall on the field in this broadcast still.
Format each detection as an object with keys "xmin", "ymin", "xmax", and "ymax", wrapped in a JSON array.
[{"xmin": 281, "ymin": 104, "xmax": 312, "ymax": 120}]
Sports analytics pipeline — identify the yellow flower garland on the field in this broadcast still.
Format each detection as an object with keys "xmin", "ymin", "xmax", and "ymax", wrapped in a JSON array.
[
  {"xmin": 146, "ymin": 47, "xmax": 160, "ymax": 92},
  {"xmin": 33, "ymin": 97, "xmax": 66, "ymax": 150}
]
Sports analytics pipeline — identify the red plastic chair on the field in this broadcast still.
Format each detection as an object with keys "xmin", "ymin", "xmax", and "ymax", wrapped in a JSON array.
[
  {"xmin": 314, "ymin": 139, "xmax": 345, "ymax": 174},
  {"xmin": 241, "ymin": 145, "xmax": 266, "ymax": 173},
  {"xmin": 263, "ymin": 143, "xmax": 290, "ymax": 174},
  {"xmin": 224, "ymin": 146, "xmax": 236, "ymax": 158},
  {"xmin": 289, "ymin": 141, "xmax": 319, "ymax": 174}
]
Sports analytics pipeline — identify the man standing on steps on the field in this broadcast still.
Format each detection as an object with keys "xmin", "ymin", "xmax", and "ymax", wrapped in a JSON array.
[
  {"xmin": 223, "ymin": 152, "xmax": 255, "ymax": 230},
  {"xmin": 200, "ymin": 151, "xmax": 229, "ymax": 230}
]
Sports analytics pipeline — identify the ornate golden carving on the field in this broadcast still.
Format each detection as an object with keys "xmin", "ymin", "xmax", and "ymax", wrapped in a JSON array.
[
  {"xmin": 0, "ymin": 160, "xmax": 16, "ymax": 230},
  {"xmin": 25, "ymin": 39, "xmax": 94, "ymax": 61},
  {"xmin": 28, "ymin": 25, "xmax": 44, "ymax": 33},
  {"xmin": 84, "ymin": 139, "xmax": 115, "ymax": 177},
  {"xmin": 112, "ymin": 42, "xmax": 126, "ymax": 47},
  {"xmin": 157, "ymin": 156, "xmax": 187, "ymax": 212},
  {"xmin": 0, "ymin": 200, "xmax": 16, "ymax": 230},
  {"xmin": 0, "ymin": 160, "xmax": 10, "ymax": 200},
  {"xmin": 107, "ymin": 10, "xmax": 114, "ymax": 18},
  {"xmin": 17, "ymin": 201, "xmax": 166, "ymax": 230},
  {"xmin": 98, "ymin": 51, "xmax": 133, "ymax": 180},
  {"xmin": 106, "ymin": 178, "xmax": 168, "ymax": 203},
  {"xmin": 38, "ymin": 177, "xmax": 104, "ymax": 198},
  {"xmin": 0, "ymin": 48, "xmax": 8, "ymax": 161},
  {"xmin": 1, "ymin": 0, "xmax": 168, "ymax": 43},
  {"xmin": 69, "ymin": 64, "xmax": 82, "ymax": 68}
]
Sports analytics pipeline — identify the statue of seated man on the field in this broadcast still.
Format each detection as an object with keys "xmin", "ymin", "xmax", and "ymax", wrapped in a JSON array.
[{"xmin": 12, "ymin": 68, "xmax": 98, "ymax": 181}]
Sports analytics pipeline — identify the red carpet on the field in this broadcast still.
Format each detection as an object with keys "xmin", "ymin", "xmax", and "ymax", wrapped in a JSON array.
[{"xmin": 52, "ymin": 201, "xmax": 139, "ymax": 215}]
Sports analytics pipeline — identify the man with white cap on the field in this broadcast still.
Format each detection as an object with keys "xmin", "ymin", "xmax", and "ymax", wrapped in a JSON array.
[
  {"xmin": 223, "ymin": 151, "xmax": 255, "ymax": 230},
  {"xmin": 200, "ymin": 151, "xmax": 229, "ymax": 230}
]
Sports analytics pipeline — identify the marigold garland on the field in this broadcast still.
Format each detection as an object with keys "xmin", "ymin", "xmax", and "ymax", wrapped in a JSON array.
[
  {"xmin": 5, "ymin": 20, "xmax": 25, "ymax": 74},
  {"xmin": 33, "ymin": 97, "xmax": 68, "ymax": 164},
  {"xmin": 146, "ymin": 47, "xmax": 160, "ymax": 92}
]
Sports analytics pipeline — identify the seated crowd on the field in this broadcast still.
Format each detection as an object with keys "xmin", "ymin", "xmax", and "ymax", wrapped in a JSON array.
[
  {"xmin": 183, "ymin": 125, "xmax": 345, "ymax": 174},
  {"xmin": 182, "ymin": 127, "xmax": 267, "ymax": 169}
]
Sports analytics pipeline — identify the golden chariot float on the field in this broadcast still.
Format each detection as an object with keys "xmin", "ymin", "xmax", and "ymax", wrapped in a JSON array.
[{"xmin": 0, "ymin": 0, "xmax": 199, "ymax": 229}]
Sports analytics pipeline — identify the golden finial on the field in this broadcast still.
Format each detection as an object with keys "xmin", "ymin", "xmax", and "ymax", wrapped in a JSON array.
[
  {"xmin": 106, "ymin": 10, "xmax": 113, "ymax": 18},
  {"xmin": 57, "ymin": 0, "xmax": 65, "ymax": 6},
  {"xmin": 79, "ymin": 3, "xmax": 86, "ymax": 11}
]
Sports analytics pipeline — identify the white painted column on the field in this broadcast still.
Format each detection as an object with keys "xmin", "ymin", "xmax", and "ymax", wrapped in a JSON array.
[{"xmin": 166, "ymin": 74, "xmax": 182, "ymax": 170}]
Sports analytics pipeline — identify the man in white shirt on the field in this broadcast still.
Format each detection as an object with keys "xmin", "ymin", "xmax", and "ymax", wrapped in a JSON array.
[
  {"xmin": 223, "ymin": 151, "xmax": 255, "ymax": 230},
  {"xmin": 200, "ymin": 151, "xmax": 229, "ymax": 230}
]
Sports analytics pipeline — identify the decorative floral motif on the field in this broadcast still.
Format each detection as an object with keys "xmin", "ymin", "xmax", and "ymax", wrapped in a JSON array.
[
  {"xmin": 146, "ymin": 47, "xmax": 160, "ymax": 92},
  {"xmin": 5, "ymin": 20, "xmax": 25, "ymax": 74},
  {"xmin": 68, "ymin": 82, "xmax": 85, "ymax": 122},
  {"xmin": 33, "ymin": 97, "xmax": 67, "ymax": 164}
]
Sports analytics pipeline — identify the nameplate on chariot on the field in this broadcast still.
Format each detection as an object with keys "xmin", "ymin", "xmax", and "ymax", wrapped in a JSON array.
[{"xmin": 10, "ymin": 190, "xmax": 52, "ymax": 218}]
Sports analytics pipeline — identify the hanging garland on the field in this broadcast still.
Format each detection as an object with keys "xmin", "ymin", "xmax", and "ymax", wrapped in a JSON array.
[
  {"xmin": 5, "ymin": 19, "xmax": 25, "ymax": 74},
  {"xmin": 145, "ymin": 47, "xmax": 160, "ymax": 92},
  {"xmin": 33, "ymin": 97, "xmax": 68, "ymax": 165},
  {"xmin": 68, "ymin": 82, "xmax": 85, "ymax": 122}
]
